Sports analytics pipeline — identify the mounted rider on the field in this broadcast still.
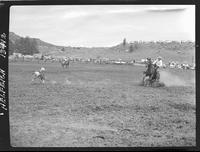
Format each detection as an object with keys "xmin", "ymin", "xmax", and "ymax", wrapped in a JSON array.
[
  {"xmin": 60, "ymin": 57, "xmax": 70, "ymax": 68},
  {"xmin": 152, "ymin": 56, "xmax": 163, "ymax": 80},
  {"xmin": 153, "ymin": 56, "xmax": 163, "ymax": 68},
  {"xmin": 63, "ymin": 57, "xmax": 70, "ymax": 62},
  {"xmin": 143, "ymin": 56, "xmax": 162, "ymax": 81}
]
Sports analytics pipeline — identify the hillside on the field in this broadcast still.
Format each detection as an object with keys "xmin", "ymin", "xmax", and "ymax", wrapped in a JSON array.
[
  {"xmin": 9, "ymin": 32, "xmax": 195, "ymax": 64},
  {"xmin": 9, "ymin": 32, "xmax": 64, "ymax": 55},
  {"xmin": 9, "ymin": 32, "xmax": 21, "ymax": 43}
]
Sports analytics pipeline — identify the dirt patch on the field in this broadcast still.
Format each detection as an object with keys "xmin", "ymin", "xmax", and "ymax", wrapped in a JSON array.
[
  {"xmin": 66, "ymin": 122, "xmax": 118, "ymax": 132},
  {"xmin": 167, "ymin": 102, "xmax": 195, "ymax": 112}
]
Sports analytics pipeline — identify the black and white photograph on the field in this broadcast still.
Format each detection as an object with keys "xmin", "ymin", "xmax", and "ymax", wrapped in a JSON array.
[{"xmin": 8, "ymin": 4, "xmax": 195, "ymax": 147}]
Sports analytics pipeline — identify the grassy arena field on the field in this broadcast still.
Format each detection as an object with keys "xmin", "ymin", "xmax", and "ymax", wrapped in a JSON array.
[{"xmin": 9, "ymin": 61, "xmax": 195, "ymax": 147}]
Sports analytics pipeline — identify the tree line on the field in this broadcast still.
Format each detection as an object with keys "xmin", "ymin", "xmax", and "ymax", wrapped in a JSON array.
[
  {"xmin": 122, "ymin": 38, "xmax": 195, "ymax": 53},
  {"xmin": 9, "ymin": 37, "xmax": 39, "ymax": 55}
]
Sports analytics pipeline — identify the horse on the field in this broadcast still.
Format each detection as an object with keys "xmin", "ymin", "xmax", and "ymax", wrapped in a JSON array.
[
  {"xmin": 43, "ymin": 55, "xmax": 55, "ymax": 63},
  {"xmin": 143, "ymin": 61, "xmax": 160, "ymax": 86},
  {"xmin": 60, "ymin": 58, "xmax": 70, "ymax": 68}
]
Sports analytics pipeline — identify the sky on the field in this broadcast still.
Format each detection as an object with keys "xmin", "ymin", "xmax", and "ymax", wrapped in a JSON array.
[{"xmin": 10, "ymin": 5, "xmax": 195, "ymax": 47}]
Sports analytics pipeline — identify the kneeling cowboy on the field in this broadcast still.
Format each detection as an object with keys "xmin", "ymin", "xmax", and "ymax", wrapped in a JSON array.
[
  {"xmin": 39, "ymin": 67, "xmax": 45, "ymax": 82},
  {"xmin": 32, "ymin": 67, "xmax": 46, "ymax": 83}
]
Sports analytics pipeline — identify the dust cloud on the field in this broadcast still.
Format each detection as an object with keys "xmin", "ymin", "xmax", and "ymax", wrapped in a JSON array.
[{"xmin": 160, "ymin": 71, "xmax": 188, "ymax": 87}]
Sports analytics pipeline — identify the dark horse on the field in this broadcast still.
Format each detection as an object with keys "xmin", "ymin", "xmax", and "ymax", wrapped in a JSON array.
[
  {"xmin": 143, "ymin": 60, "xmax": 160, "ymax": 86},
  {"xmin": 60, "ymin": 58, "xmax": 70, "ymax": 68}
]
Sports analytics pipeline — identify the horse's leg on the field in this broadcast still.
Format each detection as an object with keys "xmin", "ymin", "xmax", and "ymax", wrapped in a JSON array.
[
  {"xmin": 39, "ymin": 74, "xmax": 45, "ymax": 84},
  {"xmin": 146, "ymin": 80, "xmax": 149, "ymax": 87},
  {"xmin": 40, "ymin": 77, "xmax": 45, "ymax": 84},
  {"xmin": 146, "ymin": 78, "xmax": 150, "ymax": 87},
  {"xmin": 147, "ymin": 77, "xmax": 151, "ymax": 87},
  {"xmin": 157, "ymin": 72, "xmax": 160, "ymax": 82},
  {"xmin": 143, "ymin": 74, "xmax": 146, "ymax": 86},
  {"xmin": 144, "ymin": 76, "xmax": 150, "ymax": 87},
  {"xmin": 150, "ymin": 76, "xmax": 155, "ymax": 87},
  {"xmin": 42, "ymin": 78, "xmax": 45, "ymax": 84},
  {"xmin": 144, "ymin": 77, "xmax": 149, "ymax": 87},
  {"xmin": 143, "ymin": 76, "xmax": 146, "ymax": 86}
]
